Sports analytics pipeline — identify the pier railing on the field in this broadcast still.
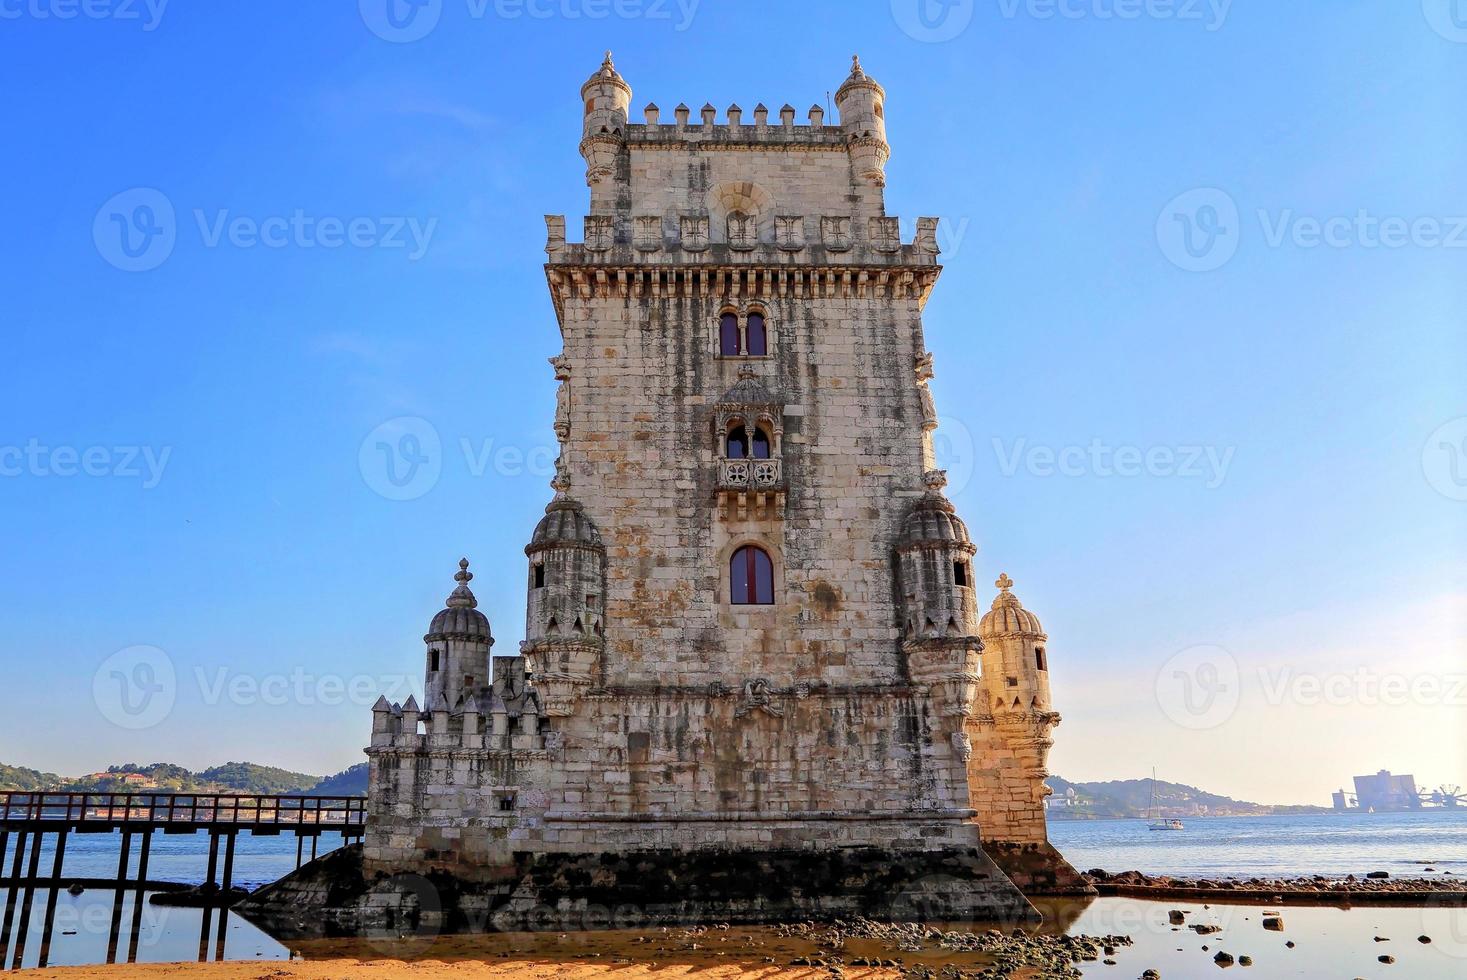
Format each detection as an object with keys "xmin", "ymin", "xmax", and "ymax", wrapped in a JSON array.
[{"xmin": 0, "ymin": 792, "xmax": 366, "ymax": 830}]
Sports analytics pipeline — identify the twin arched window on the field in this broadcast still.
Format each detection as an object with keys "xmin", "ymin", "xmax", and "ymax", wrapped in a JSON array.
[
  {"xmin": 725, "ymin": 424, "xmax": 771, "ymax": 460},
  {"xmin": 719, "ymin": 311, "xmax": 767, "ymax": 357},
  {"xmin": 730, "ymin": 545, "xmax": 774, "ymax": 605}
]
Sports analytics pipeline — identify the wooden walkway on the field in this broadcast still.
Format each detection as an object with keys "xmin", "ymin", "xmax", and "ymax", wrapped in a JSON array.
[{"xmin": 0, "ymin": 792, "xmax": 365, "ymax": 969}]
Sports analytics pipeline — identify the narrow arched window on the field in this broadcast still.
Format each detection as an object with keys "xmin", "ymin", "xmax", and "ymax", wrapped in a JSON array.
[
  {"xmin": 719, "ymin": 313, "xmax": 740, "ymax": 356},
  {"xmin": 726, "ymin": 425, "xmax": 748, "ymax": 459},
  {"xmin": 746, "ymin": 312, "xmax": 767, "ymax": 355},
  {"xmin": 730, "ymin": 545, "xmax": 774, "ymax": 605},
  {"xmin": 750, "ymin": 426, "xmax": 771, "ymax": 460}
]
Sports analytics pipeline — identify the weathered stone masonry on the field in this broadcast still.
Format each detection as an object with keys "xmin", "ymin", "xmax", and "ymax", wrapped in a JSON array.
[{"xmin": 362, "ymin": 55, "xmax": 1086, "ymax": 918}]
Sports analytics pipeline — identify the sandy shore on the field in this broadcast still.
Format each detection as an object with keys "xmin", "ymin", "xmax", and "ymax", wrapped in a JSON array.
[{"xmin": 16, "ymin": 962, "xmax": 891, "ymax": 980}]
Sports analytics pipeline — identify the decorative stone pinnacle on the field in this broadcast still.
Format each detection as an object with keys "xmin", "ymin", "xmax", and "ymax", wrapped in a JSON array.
[
  {"xmin": 447, "ymin": 558, "xmax": 478, "ymax": 608},
  {"xmin": 602, "ymin": 51, "xmax": 613, "ymax": 69},
  {"xmin": 851, "ymin": 54, "xmax": 863, "ymax": 75},
  {"xmin": 996, "ymin": 573, "xmax": 1014, "ymax": 592}
]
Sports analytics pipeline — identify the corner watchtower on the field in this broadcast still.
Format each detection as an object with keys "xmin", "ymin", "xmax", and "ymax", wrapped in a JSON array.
[
  {"xmin": 835, "ymin": 55, "xmax": 890, "ymax": 186},
  {"xmin": 579, "ymin": 51, "xmax": 631, "ymax": 189}
]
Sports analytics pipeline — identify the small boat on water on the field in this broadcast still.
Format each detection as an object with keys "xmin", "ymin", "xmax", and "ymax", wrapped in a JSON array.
[{"xmin": 1146, "ymin": 768, "xmax": 1185, "ymax": 831}]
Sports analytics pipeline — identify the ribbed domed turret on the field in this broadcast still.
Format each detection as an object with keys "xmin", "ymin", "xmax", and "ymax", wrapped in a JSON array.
[
  {"xmin": 979, "ymin": 574, "xmax": 1045, "ymax": 638},
  {"xmin": 900, "ymin": 491, "xmax": 973, "ymax": 549},
  {"xmin": 426, "ymin": 558, "xmax": 492, "ymax": 641},
  {"xmin": 581, "ymin": 50, "xmax": 630, "ymax": 99},
  {"xmin": 527, "ymin": 497, "xmax": 603, "ymax": 553}
]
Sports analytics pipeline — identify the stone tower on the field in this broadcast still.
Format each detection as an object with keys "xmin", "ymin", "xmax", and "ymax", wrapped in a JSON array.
[{"xmin": 362, "ymin": 55, "xmax": 1087, "ymax": 925}]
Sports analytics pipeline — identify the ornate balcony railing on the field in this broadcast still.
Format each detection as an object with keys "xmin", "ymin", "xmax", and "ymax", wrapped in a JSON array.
[{"xmin": 718, "ymin": 457, "xmax": 783, "ymax": 491}]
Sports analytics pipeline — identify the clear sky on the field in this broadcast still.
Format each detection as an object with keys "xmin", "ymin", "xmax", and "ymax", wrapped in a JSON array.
[{"xmin": 2, "ymin": 1, "xmax": 1463, "ymax": 806}]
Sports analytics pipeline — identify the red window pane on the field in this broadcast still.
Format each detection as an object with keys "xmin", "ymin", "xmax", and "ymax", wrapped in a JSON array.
[
  {"xmin": 720, "ymin": 313, "xmax": 740, "ymax": 355},
  {"xmin": 746, "ymin": 313, "xmax": 767, "ymax": 355},
  {"xmin": 751, "ymin": 428, "xmax": 770, "ymax": 459},
  {"xmin": 730, "ymin": 545, "xmax": 774, "ymax": 605}
]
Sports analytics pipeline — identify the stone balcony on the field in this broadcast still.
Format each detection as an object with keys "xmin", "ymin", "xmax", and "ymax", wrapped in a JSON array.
[{"xmin": 717, "ymin": 457, "xmax": 784, "ymax": 520}]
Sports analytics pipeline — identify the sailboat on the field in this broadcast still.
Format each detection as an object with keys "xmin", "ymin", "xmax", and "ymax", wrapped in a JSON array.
[{"xmin": 1147, "ymin": 768, "xmax": 1185, "ymax": 831}]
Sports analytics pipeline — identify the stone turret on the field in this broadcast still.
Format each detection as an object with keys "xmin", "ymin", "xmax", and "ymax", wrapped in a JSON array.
[
  {"xmin": 835, "ymin": 55, "xmax": 889, "ymax": 186},
  {"xmin": 971, "ymin": 574, "xmax": 1061, "ymax": 846},
  {"xmin": 424, "ymin": 558, "xmax": 493, "ymax": 711},
  {"xmin": 898, "ymin": 471, "xmax": 982, "ymax": 720},
  {"xmin": 580, "ymin": 51, "xmax": 631, "ymax": 189},
  {"xmin": 522, "ymin": 497, "xmax": 605, "ymax": 716}
]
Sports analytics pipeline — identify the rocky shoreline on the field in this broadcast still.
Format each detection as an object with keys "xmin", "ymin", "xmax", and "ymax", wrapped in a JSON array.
[{"xmin": 1084, "ymin": 868, "xmax": 1467, "ymax": 904}]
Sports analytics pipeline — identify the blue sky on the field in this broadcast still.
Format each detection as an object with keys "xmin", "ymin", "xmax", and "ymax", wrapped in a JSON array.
[{"xmin": 1, "ymin": 1, "xmax": 1463, "ymax": 805}]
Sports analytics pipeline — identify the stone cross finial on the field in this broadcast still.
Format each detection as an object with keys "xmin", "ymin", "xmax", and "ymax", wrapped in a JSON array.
[
  {"xmin": 602, "ymin": 51, "xmax": 614, "ymax": 70},
  {"xmin": 851, "ymin": 54, "xmax": 863, "ymax": 76},
  {"xmin": 996, "ymin": 573, "xmax": 1014, "ymax": 592},
  {"xmin": 447, "ymin": 558, "xmax": 478, "ymax": 608},
  {"xmin": 456, "ymin": 558, "xmax": 472, "ymax": 584}
]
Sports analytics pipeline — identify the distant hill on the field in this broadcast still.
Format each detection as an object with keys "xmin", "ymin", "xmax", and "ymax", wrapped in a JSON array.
[
  {"xmin": 0, "ymin": 762, "xmax": 63, "ymax": 792},
  {"xmin": 1046, "ymin": 775, "xmax": 1330, "ymax": 819},
  {"xmin": 0, "ymin": 760, "xmax": 365, "ymax": 796},
  {"xmin": 304, "ymin": 763, "xmax": 369, "ymax": 796}
]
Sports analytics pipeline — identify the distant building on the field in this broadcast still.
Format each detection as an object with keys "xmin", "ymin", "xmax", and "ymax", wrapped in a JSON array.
[{"xmin": 1352, "ymin": 770, "xmax": 1420, "ymax": 811}]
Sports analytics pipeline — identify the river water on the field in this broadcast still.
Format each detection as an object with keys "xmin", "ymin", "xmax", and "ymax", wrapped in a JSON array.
[{"xmin": 2, "ymin": 813, "xmax": 1464, "ymax": 975}]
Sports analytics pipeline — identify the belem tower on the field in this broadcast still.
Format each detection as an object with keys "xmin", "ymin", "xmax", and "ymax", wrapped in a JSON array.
[{"xmin": 358, "ymin": 55, "xmax": 1088, "ymax": 924}]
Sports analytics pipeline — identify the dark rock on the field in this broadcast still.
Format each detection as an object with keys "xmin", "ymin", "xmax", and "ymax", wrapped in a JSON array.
[
  {"xmin": 1169, "ymin": 910, "xmax": 1186, "ymax": 924},
  {"xmin": 1378, "ymin": 954, "xmax": 1395, "ymax": 964},
  {"xmin": 1213, "ymin": 950, "xmax": 1234, "ymax": 966},
  {"xmin": 1262, "ymin": 915, "xmax": 1283, "ymax": 931},
  {"xmin": 1366, "ymin": 871, "xmax": 1390, "ymax": 879},
  {"xmin": 1418, "ymin": 935, "xmax": 1431, "ymax": 944},
  {"xmin": 1239, "ymin": 955, "xmax": 1252, "ymax": 966}
]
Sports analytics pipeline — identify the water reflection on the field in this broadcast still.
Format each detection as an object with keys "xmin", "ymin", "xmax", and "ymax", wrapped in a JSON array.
[{"xmin": 0, "ymin": 886, "xmax": 286, "ymax": 970}]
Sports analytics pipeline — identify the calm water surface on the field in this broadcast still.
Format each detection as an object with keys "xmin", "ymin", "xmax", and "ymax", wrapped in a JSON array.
[
  {"xmin": 1047, "ymin": 810, "xmax": 1467, "ymax": 878},
  {"xmin": 2, "ymin": 814, "xmax": 1465, "ymax": 973}
]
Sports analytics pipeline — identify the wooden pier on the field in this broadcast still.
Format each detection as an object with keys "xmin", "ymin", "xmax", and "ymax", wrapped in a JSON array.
[{"xmin": 0, "ymin": 791, "xmax": 365, "ymax": 969}]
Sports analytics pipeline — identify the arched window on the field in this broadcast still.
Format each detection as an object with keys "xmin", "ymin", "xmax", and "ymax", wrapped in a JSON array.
[
  {"xmin": 750, "ymin": 426, "xmax": 771, "ymax": 459},
  {"xmin": 730, "ymin": 545, "xmax": 774, "ymax": 605},
  {"xmin": 746, "ymin": 312, "xmax": 767, "ymax": 355},
  {"xmin": 719, "ymin": 312, "xmax": 740, "ymax": 356},
  {"xmin": 726, "ymin": 424, "xmax": 748, "ymax": 459}
]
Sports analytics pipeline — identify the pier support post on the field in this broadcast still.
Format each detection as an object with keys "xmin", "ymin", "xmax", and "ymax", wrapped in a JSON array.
[
  {"xmin": 0, "ymin": 830, "xmax": 27, "ymax": 960},
  {"xmin": 105, "ymin": 831, "xmax": 133, "ymax": 965},
  {"xmin": 37, "ymin": 828, "xmax": 69, "ymax": 968},
  {"xmin": 127, "ymin": 830, "xmax": 152, "ymax": 962}
]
